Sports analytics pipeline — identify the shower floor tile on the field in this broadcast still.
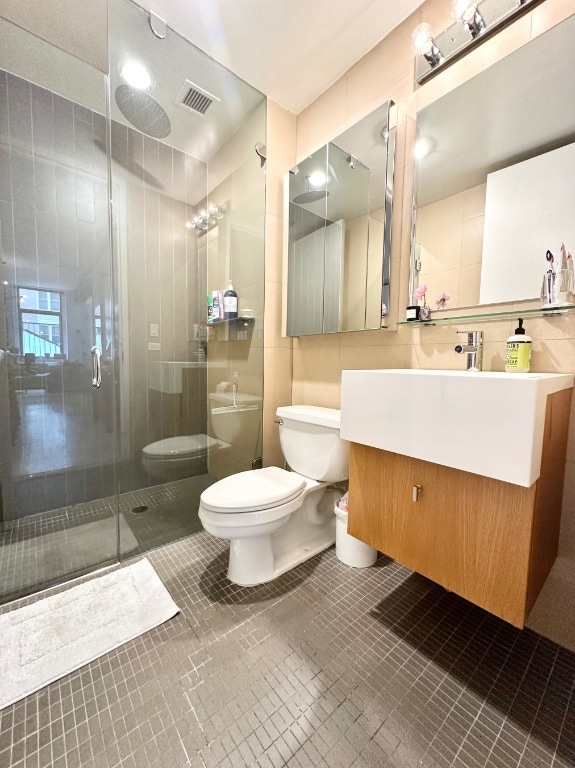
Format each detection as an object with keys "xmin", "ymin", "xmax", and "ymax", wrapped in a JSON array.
[
  {"xmin": 1, "ymin": 532, "xmax": 575, "ymax": 767},
  {"xmin": 0, "ymin": 475, "xmax": 212, "ymax": 602}
]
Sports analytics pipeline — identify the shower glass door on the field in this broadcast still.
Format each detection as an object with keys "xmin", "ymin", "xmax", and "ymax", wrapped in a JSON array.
[{"xmin": 0, "ymin": 18, "xmax": 120, "ymax": 602}]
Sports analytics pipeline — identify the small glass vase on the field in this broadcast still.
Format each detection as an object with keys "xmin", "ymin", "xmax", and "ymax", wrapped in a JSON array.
[{"xmin": 419, "ymin": 303, "xmax": 432, "ymax": 321}]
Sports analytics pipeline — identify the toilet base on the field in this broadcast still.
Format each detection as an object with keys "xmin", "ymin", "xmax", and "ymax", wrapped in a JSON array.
[
  {"xmin": 227, "ymin": 520, "xmax": 335, "ymax": 586},
  {"xmin": 225, "ymin": 483, "xmax": 339, "ymax": 586}
]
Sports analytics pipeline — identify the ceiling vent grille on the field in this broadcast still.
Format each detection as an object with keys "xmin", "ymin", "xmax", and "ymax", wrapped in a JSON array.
[{"xmin": 178, "ymin": 81, "xmax": 219, "ymax": 116}]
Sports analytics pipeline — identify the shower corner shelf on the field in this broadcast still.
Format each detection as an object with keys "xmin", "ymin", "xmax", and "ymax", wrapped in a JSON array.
[{"xmin": 208, "ymin": 316, "xmax": 255, "ymax": 341}]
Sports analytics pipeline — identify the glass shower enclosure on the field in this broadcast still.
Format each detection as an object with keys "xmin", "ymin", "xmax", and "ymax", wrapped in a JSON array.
[{"xmin": 0, "ymin": 0, "xmax": 266, "ymax": 603}]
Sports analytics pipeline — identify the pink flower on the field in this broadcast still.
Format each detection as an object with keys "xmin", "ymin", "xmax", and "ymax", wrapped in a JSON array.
[
  {"xmin": 413, "ymin": 284, "xmax": 428, "ymax": 303},
  {"xmin": 435, "ymin": 291, "xmax": 451, "ymax": 309}
]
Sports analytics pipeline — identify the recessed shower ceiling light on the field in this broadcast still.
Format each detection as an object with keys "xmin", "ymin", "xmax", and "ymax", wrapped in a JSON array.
[
  {"xmin": 308, "ymin": 171, "xmax": 327, "ymax": 187},
  {"xmin": 120, "ymin": 61, "xmax": 152, "ymax": 91},
  {"xmin": 413, "ymin": 136, "xmax": 436, "ymax": 160}
]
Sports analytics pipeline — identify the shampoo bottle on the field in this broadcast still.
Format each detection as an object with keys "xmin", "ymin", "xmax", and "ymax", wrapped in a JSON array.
[
  {"xmin": 505, "ymin": 318, "xmax": 532, "ymax": 373},
  {"xmin": 224, "ymin": 280, "xmax": 238, "ymax": 320}
]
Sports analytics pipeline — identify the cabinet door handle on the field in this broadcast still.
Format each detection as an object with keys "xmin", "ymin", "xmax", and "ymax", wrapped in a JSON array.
[
  {"xmin": 412, "ymin": 484, "xmax": 422, "ymax": 502},
  {"xmin": 91, "ymin": 346, "xmax": 102, "ymax": 389}
]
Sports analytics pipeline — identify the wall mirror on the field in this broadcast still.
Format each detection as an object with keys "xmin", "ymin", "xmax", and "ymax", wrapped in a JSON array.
[
  {"xmin": 410, "ymin": 13, "xmax": 575, "ymax": 314},
  {"xmin": 285, "ymin": 100, "xmax": 395, "ymax": 336}
]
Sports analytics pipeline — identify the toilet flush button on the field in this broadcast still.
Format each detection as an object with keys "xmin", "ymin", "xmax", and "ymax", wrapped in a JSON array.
[{"xmin": 148, "ymin": 342, "xmax": 161, "ymax": 351}]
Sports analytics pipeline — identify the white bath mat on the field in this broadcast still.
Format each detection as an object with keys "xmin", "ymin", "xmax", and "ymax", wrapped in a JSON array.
[{"xmin": 0, "ymin": 558, "xmax": 179, "ymax": 710}]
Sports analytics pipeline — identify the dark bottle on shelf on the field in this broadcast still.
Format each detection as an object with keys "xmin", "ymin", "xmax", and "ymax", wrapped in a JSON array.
[{"xmin": 223, "ymin": 280, "xmax": 238, "ymax": 320}]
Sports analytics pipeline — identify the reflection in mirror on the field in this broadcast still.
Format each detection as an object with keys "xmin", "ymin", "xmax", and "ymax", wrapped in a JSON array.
[
  {"xmin": 410, "ymin": 14, "xmax": 575, "ymax": 314},
  {"xmin": 286, "ymin": 100, "xmax": 395, "ymax": 336}
]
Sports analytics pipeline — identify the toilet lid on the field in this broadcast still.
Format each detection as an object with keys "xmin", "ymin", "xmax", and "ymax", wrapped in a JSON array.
[
  {"xmin": 200, "ymin": 466, "xmax": 306, "ymax": 513},
  {"xmin": 143, "ymin": 434, "xmax": 219, "ymax": 459}
]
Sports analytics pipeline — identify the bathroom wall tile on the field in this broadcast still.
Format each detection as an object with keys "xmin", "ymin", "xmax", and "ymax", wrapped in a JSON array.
[
  {"xmin": 264, "ymin": 212, "xmax": 285, "ymax": 287},
  {"xmin": 461, "ymin": 216, "xmax": 484, "ymax": 267},
  {"xmin": 457, "ymin": 264, "xmax": 481, "ymax": 308},
  {"xmin": 530, "ymin": 339, "xmax": 575, "ymax": 374},
  {"xmin": 531, "ymin": 0, "xmax": 575, "ymax": 38},
  {"xmin": 340, "ymin": 342, "xmax": 410, "ymax": 372},
  {"xmin": 296, "ymin": 76, "xmax": 348, "ymax": 159},
  {"xmin": 346, "ymin": 15, "xmax": 416, "ymax": 122},
  {"xmin": 267, "ymin": 100, "xmax": 297, "ymax": 159},
  {"xmin": 292, "ymin": 345, "xmax": 341, "ymax": 408},
  {"xmin": 462, "ymin": 183, "xmax": 487, "ymax": 220},
  {"xmin": 263, "ymin": 347, "xmax": 292, "ymax": 409},
  {"xmin": 262, "ymin": 409, "xmax": 284, "ymax": 467},
  {"xmin": 339, "ymin": 326, "xmax": 402, "ymax": 348},
  {"xmin": 417, "ymin": 196, "xmax": 464, "ymax": 274},
  {"xmin": 264, "ymin": 281, "xmax": 292, "ymax": 350}
]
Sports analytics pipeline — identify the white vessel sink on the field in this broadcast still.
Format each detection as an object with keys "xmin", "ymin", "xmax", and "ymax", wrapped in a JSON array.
[{"xmin": 340, "ymin": 369, "xmax": 574, "ymax": 487}]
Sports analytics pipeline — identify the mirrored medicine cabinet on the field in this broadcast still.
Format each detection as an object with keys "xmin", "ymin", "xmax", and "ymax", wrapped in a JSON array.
[
  {"xmin": 285, "ymin": 100, "xmax": 396, "ymax": 336},
  {"xmin": 410, "ymin": 13, "xmax": 575, "ymax": 316}
]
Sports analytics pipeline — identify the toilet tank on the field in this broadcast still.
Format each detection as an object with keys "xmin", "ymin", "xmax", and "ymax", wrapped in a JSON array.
[
  {"xmin": 276, "ymin": 405, "xmax": 349, "ymax": 482},
  {"xmin": 209, "ymin": 393, "xmax": 262, "ymax": 447}
]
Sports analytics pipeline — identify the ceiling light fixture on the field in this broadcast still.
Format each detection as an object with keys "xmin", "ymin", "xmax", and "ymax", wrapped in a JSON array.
[
  {"xmin": 308, "ymin": 170, "xmax": 328, "ymax": 188},
  {"xmin": 413, "ymin": 136, "xmax": 436, "ymax": 160},
  {"xmin": 120, "ymin": 60, "xmax": 152, "ymax": 91}
]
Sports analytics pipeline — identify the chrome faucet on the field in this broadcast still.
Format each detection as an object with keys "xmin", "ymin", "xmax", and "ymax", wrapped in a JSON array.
[
  {"xmin": 232, "ymin": 371, "xmax": 239, "ymax": 407},
  {"xmin": 455, "ymin": 331, "xmax": 483, "ymax": 371}
]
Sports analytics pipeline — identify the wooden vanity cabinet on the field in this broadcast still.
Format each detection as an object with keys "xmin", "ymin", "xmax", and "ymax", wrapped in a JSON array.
[{"xmin": 347, "ymin": 388, "xmax": 571, "ymax": 628}]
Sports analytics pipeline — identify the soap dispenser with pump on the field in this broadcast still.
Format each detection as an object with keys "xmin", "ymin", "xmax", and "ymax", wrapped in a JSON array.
[{"xmin": 505, "ymin": 318, "xmax": 532, "ymax": 373}]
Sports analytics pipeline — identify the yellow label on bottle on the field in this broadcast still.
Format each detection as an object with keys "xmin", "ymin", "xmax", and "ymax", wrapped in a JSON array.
[{"xmin": 505, "ymin": 341, "xmax": 532, "ymax": 371}]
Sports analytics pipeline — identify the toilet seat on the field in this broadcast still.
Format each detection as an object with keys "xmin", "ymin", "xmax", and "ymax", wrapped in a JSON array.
[
  {"xmin": 200, "ymin": 466, "xmax": 306, "ymax": 514},
  {"xmin": 143, "ymin": 434, "xmax": 219, "ymax": 460}
]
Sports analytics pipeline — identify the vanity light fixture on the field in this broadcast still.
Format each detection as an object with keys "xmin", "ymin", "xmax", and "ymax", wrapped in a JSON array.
[
  {"xmin": 186, "ymin": 203, "xmax": 224, "ymax": 232},
  {"xmin": 451, "ymin": 0, "xmax": 486, "ymax": 38},
  {"xmin": 413, "ymin": 0, "xmax": 544, "ymax": 84},
  {"xmin": 411, "ymin": 23, "xmax": 443, "ymax": 68}
]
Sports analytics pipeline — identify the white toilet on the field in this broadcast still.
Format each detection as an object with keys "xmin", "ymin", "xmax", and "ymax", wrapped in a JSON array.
[
  {"xmin": 198, "ymin": 405, "xmax": 349, "ymax": 586},
  {"xmin": 142, "ymin": 434, "xmax": 220, "ymax": 481}
]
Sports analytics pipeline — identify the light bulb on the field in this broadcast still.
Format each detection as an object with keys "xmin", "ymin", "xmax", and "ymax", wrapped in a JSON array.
[
  {"xmin": 120, "ymin": 61, "xmax": 152, "ymax": 91},
  {"xmin": 451, "ymin": 0, "xmax": 476, "ymax": 20},
  {"xmin": 308, "ymin": 171, "xmax": 327, "ymax": 188},
  {"xmin": 411, "ymin": 23, "xmax": 434, "ymax": 55},
  {"xmin": 413, "ymin": 136, "xmax": 436, "ymax": 160}
]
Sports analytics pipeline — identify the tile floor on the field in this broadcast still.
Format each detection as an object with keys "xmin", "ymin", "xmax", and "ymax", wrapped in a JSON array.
[
  {"xmin": 1, "ymin": 533, "xmax": 575, "ymax": 768},
  {"xmin": 0, "ymin": 476, "xmax": 211, "ymax": 602}
]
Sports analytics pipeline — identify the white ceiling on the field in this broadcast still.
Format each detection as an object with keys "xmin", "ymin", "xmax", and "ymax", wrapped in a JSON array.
[{"xmin": 133, "ymin": 0, "xmax": 425, "ymax": 114}]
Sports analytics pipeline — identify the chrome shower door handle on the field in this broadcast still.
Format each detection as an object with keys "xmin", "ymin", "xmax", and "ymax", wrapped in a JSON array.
[{"xmin": 91, "ymin": 346, "xmax": 102, "ymax": 389}]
